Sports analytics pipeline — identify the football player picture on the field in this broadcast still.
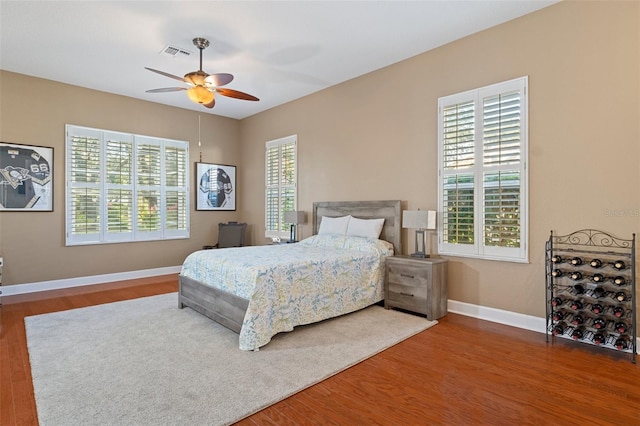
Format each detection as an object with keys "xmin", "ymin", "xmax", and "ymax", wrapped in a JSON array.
[{"xmin": 196, "ymin": 163, "xmax": 236, "ymax": 211}]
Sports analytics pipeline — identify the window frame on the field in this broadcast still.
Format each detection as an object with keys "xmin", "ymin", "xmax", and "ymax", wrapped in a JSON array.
[
  {"xmin": 437, "ymin": 77, "xmax": 529, "ymax": 263},
  {"xmin": 265, "ymin": 134, "xmax": 298, "ymax": 240},
  {"xmin": 65, "ymin": 124, "xmax": 189, "ymax": 246}
]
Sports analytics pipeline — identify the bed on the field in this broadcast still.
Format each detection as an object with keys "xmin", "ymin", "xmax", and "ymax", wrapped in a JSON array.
[{"xmin": 178, "ymin": 200, "xmax": 401, "ymax": 350}]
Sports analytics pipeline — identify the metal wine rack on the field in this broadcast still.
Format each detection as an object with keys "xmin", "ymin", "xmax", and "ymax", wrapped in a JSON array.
[{"xmin": 545, "ymin": 229, "xmax": 636, "ymax": 363}]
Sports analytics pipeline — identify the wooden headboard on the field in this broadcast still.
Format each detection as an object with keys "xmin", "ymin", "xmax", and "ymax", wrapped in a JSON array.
[{"xmin": 312, "ymin": 200, "xmax": 402, "ymax": 254}]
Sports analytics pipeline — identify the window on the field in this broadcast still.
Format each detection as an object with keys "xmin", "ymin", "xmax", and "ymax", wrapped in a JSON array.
[
  {"xmin": 66, "ymin": 125, "xmax": 189, "ymax": 245},
  {"xmin": 265, "ymin": 135, "xmax": 297, "ymax": 239},
  {"xmin": 437, "ymin": 77, "xmax": 528, "ymax": 262}
]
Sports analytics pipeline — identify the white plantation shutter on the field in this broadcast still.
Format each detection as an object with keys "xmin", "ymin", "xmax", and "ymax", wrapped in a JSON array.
[
  {"xmin": 67, "ymin": 127, "xmax": 103, "ymax": 243},
  {"xmin": 136, "ymin": 138, "xmax": 162, "ymax": 238},
  {"xmin": 442, "ymin": 101, "xmax": 475, "ymax": 170},
  {"xmin": 438, "ymin": 77, "xmax": 528, "ymax": 262},
  {"xmin": 483, "ymin": 91, "xmax": 521, "ymax": 166},
  {"xmin": 483, "ymin": 171, "xmax": 521, "ymax": 247},
  {"xmin": 441, "ymin": 98, "xmax": 476, "ymax": 250},
  {"xmin": 105, "ymin": 134, "xmax": 133, "ymax": 238},
  {"xmin": 66, "ymin": 125, "xmax": 189, "ymax": 245},
  {"xmin": 480, "ymin": 83, "xmax": 524, "ymax": 258},
  {"xmin": 442, "ymin": 173, "xmax": 475, "ymax": 246},
  {"xmin": 164, "ymin": 143, "xmax": 188, "ymax": 235},
  {"xmin": 265, "ymin": 135, "xmax": 297, "ymax": 239}
]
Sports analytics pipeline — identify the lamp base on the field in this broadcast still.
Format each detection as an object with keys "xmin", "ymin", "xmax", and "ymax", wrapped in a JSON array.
[
  {"xmin": 289, "ymin": 224, "xmax": 296, "ymax": 243},
  {"xmin": 412, "ymin": 230, "xmax": 429, "ymax": 259},
  {"xmin": 410, "ymin": 252, "xmax": 430, "ymax": 258}
]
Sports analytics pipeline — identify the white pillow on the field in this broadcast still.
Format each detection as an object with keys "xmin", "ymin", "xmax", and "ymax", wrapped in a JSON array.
[
  {"xmin": 346, "ymin": 217, "xmax": 385, "ymax": 239},
  {"xmin": 318, "ymin": 215, "xmax": 351, "ymax": 235}
]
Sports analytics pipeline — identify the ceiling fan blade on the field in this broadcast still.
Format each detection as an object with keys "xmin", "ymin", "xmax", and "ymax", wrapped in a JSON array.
[
  {"xmin": 145, "ymin": 67, "xmax": 185, "ymax": 82},
  {"xmin": 146, "ymin": 87, "xmax": 186, "ymax": 93},
  {"xmin": 203, "ymin": 98, "xmax": 216, "ymax": 109},
  {"xmin": 215, "ymin": 88, "xmax": 259, "ymax": 101},
  {"xmin": 205, "ymin": 73, "xmax": 234, "ymax": 87}
]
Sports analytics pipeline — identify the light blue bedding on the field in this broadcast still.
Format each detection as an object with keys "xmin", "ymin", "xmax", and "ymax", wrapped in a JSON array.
[{"xmin": 180, "ymin": 234, "xmax": 394, "ymax": 350}]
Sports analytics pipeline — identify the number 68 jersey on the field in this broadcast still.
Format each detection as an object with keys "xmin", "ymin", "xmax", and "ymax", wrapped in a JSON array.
[{"xmin": 0, "ymin": 145, "xmax": 52, "ymax": 209}]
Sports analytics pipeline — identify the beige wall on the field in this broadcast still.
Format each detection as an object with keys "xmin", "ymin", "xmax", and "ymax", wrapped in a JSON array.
[
  {"xmin": 239, "ymin": 1, "xmax": 640, "ymax": 318},
  {"xmin": 1, "ymin": 1, "xmax": 638, "ymax": 322},
  {"xmin": 0, "ymin": 71, "xmax": 241, "ymax": 285}
]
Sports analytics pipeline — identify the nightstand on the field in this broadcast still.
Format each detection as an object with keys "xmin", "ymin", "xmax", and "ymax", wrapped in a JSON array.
[{"xmin": 384, "ymin": 255, "xmax": 448, "ymax": 320}]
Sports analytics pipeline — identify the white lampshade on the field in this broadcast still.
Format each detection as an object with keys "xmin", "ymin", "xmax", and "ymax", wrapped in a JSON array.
[
  {"xmin": 402, "ymin": 210, "xmax": 436, "ymax": 230},
  {"xmin": 403, "ymin": 209, "xmax": 437, "ymax": 258},
  {"xmin": 284, "ymin": 210, "xmax": 306, "ymax": 224}
]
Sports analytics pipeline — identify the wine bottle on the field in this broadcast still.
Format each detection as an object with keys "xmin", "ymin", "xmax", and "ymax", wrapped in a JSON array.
[
  {"xmin": 573, "ymin": 284, "xmax": 585, "ymax": 294},
  {"xmin": 591, "ymin": 303, "xmax": 604, "ymax": 314},
  {"xmin": 592, "ymin": 286, "xmax": 605, "ymax": 299},
  {"xmin": 570, "ymin": 272, "xmax": 583, "ymax": 281},
  {"xmin": 613, "ymin": 306, "xmax": 625, "ymax": 318},
  {"xmin": 570, "ymin": 299, "xmax": 583, "ymax": 310},
  {"xmin": 551, "ymin": 255, "xmax": 563, "ymax": 264},
  {"xmin": 615, "ymin": 321, "xmax": 627, "ymax": 333},
  {"xmin": 552, "ymin": 310, "xmax": 565, "ymax": 321},
  {"xmin": 570, "ymin": 257, "xmax": 583, "ymax": 266},
  {"xmin": 552, "ymin": 322, "xmax": 566, "ymax": 336},
  {"xmin": 614, "ymin": 337, "xmax": 628, "ymax": 350},
  {"xmin": 613, "ymin": 260, "xmax": 626, "ymax": 270},
  {"xmin": 592, "ymin": 317, "xmax": 606, "ymax": 329},
  {"xmin": 551, "ymin": 297, "xmax": 564, "ymax": 307},
  {"xmin": 571, "ymin": 327, "xmax": 585, "ymax": 340},
  {"xmin": 614, "ymin": 291, "xmax": 627, "ymax": 302},
  {"xmin": 614, "ymin": 276, "xmax": 626, "ymax": 286},
  {"xmin": 571, "ymin": 314, "xmax": 585, "ymax": 325},
  {"xmin": 592, "ymin": 333, "xmax": 606, "ymax": 345},
  {"xmin": 551, "ymin": 269, "xmax": 563, "ymax": 278},
  {"xmin": 591, "ymin": 274, "xmax": 604, "ymax": 283},
  {"xmin": 590, "ymin": 258, "xmax": 603, "ymax": 268}
]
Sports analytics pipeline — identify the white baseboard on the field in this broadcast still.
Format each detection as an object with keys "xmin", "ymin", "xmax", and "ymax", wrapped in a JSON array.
[
  {"xmin": 448, "ymin": 299, "xmax": 547, "ymax": 333},
  {"xmin": 3, "ymin": 276, "xmax": 637, "ymax": 354},
  {"xmin": 448, "ymin": 299, "xmax": 640, "ymax": 355},
  {"xmin": 0, "ymin": 266, "xmax": 182, "ymax": 296}
]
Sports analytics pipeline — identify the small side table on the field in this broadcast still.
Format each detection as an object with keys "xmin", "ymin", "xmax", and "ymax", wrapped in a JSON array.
[{"xmin": 384, "ymin": 255, "xmax": 448, "ymax": 320}]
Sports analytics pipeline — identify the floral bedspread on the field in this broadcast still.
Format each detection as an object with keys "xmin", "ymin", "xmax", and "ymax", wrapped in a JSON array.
[{"xmin": 180, "ymin": 234, "xmax": 394, "ymax": 350}]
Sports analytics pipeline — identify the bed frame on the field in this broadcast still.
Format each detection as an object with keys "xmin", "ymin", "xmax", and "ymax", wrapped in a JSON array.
[{"xmin": 178, "ymin": 200, "xmax": 402, "ymax": 334}]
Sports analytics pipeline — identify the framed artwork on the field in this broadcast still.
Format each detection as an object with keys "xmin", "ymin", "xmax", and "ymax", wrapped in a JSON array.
[
  {"xmin": 196, "ymin": 162, "xmax": 236, "ymax": 211},
  {"xmin": 0, "ymin": 142, "xmax": 54, "ymax": 211}
]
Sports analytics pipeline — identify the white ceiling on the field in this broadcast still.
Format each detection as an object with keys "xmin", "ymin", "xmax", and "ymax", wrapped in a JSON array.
[{"xmin": 0, "ymin": 1, "xmax": 557, "ymax": 120}]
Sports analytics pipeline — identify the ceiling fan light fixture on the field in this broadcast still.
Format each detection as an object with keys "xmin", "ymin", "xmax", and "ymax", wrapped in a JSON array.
[
  {"xmin": 184, "ymin": 70, "xmax": 208, "ymax": 86},
  {"xmin": 187, "ymin": 86, "xmax": 214, "ymax": 104},
  {"xmin": 146, "ymin": 37, "xmax": 257, "ymax": 109}
]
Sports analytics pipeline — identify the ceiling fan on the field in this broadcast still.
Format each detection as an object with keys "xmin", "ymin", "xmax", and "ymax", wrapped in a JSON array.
[{"xmin": 145, "ymin": 37, "xmax": 259, "ymax": 109}]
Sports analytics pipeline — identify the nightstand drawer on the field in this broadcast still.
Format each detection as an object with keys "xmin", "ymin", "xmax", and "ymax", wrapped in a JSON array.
[
  {"xmin": 387, "ymin": 262, "xmax": 429, "ymax": 288},
  {"xmin": 387, "ymin": 282, "xmax": 428, "ymax": 313}
]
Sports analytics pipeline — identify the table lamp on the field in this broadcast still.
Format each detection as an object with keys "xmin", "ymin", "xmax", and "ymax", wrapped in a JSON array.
[
  {"xmin": 402, "ymin": 209, "xmax": 436, "ymax": 257},
  {"xmin": 284, "ymin": 210, "xmax": 306, "ymax": 243}
]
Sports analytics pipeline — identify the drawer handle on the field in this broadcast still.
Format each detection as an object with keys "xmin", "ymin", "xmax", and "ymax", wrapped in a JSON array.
[
  {"xmin": 400, "ymin": 292, "xmax": 414, "ymax": 297},
  {"xmin": 400, "ymin": 273, "xmax": 415, "ymax": 279}
]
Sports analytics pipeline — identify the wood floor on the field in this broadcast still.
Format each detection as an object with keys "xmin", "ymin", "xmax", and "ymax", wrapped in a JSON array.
[{"xmin": 2, "ymin": 275, "xmax": 639, "ymax": 425}]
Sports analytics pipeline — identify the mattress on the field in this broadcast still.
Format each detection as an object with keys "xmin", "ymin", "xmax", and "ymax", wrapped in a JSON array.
[{"xmin": 180, "ymin": 234, "xmax": 394, "ymax": 350}]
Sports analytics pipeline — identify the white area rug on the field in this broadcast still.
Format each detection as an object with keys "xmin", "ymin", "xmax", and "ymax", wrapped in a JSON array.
[{"xmin": 25, "ymin": 293, "xmax": 437, "ymax": 425}]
